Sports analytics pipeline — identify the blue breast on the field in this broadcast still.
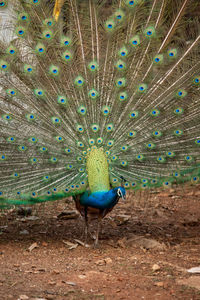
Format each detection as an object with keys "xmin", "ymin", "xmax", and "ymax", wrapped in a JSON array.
[{"xmin": 80, "ymin": 189, "xmax": 118, "ymax": 210}]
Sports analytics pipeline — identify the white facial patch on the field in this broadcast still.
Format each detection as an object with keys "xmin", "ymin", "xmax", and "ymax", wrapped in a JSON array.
[{"xmin": 117, "ymin": 188, "xmax": 122, "ymax": 197}]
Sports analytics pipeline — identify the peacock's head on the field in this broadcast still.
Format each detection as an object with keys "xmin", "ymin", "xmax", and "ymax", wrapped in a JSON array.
[{"xmin": 116, "ymin": 186, "xmax": 126, "ymax": 200}]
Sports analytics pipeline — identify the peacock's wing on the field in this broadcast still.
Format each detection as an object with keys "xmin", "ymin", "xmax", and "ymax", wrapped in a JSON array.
[{"xmin": 0, "ymin": 0, "xmax": 200, "ymax": 208}]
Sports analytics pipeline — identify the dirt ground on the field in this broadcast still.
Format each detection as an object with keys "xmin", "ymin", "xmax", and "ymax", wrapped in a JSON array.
[{"xmin": 0, "ymin": 184, "xmax": 200, "ymax": 300}]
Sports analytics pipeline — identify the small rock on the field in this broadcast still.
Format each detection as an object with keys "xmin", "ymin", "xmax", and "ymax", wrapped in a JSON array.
[
  {"xmin": 155, "ymin": 282, "xmax": 164, "ymax": 287},
  {"xmin": 105, "ymin": 257, "xmax": 112, "ymax": 264},
  {"xmin": 152, "ymin": 264, "xmax": 161, "ymax": 272},
  {"xmin": 78, "ymin": 275, "xmax": 86, "ymax": 279},
  {"xmin": 52, "ymin": 269, "xmax": 60, "ymax": 274},
  {"xmin": 130, "ymin": 256, "xmax": 137, "ymax": 261},
  {"xmin": 19, "ymin": 230, "xmax": 29, "ymax": 235},
  {"xmin": 157, "ymin": 192, "xmax": 169, "ymax": 197},
  {"xmin": 18, "ymin": 295, "xmax": 29, "ymax": 300},
  {"xmin": 48, "ymin": 281, "xmax": 56, "ymax": 286},
  {"xmin": 25, "ymin": 216, "xmax": 40, "ymax": 221},
  {"xmin": 116, "ymin": 257, "xmax": 123, "ymax": 261},
  {"xmin": 38, "ymin": 268, "xmax": 46, "ymax": 272},
  {"xmin": 117, "ymin": 277, "xmax": 124, "ymax": 281},
  {"xmin": 95, "ymin": 259, "xmax": 105, "ymax": 266},
  {"xmin": 42, "ymin": 242, "xmax": 48, "ymax": 247},
  {"xmin": 32, "ymin": 298, "xmax": 47, "ymax": 300},
  {"xmin": 65, "ymin": 281, "xmax": 76, "ymax": 286},
  {"xmin": 24, "ymin": 270, "xmax": 33, "ymax": 274}
]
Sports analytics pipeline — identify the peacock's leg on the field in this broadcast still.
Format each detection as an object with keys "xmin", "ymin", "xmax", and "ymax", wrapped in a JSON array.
[
  {"xmin": 84, "ymin": 207, "xmax": 89, "ymax": 244},
  {"xmin": 94, "ymin": 215, "xmax": 102, "ymax": 247}
]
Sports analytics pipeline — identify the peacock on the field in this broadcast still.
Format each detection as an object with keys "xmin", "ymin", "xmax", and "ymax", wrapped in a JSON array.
[{"xmin": 0, "ymin": 0, "xmax": 200, "ymax": 245}]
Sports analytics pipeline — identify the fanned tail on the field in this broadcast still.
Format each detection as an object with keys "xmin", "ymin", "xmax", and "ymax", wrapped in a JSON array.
[{"xmin": 0, "ymin": 0, "xmax": 200, "ymax": 208}]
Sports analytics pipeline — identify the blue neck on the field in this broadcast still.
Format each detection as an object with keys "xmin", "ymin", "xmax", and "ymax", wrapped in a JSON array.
[{"xmin": 80, "ymin": 188, "xmax": 121, "ymax": 210}]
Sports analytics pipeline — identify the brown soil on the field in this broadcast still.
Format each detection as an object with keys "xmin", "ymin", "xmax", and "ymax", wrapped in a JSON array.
[{"xmin": 0, "ymin": 184, "xmax": 200, "ymax": 300}]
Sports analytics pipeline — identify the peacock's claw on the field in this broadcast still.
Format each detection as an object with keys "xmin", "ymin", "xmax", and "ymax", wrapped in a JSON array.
[{"xmin": 93, "ymin": 240, "xmax": 100, "ymax": 249}]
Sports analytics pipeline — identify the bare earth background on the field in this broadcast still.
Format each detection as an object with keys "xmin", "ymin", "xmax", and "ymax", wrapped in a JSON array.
[{"xmin": 0, "ymin": 184, "xmax": 200, "ymax": 300}]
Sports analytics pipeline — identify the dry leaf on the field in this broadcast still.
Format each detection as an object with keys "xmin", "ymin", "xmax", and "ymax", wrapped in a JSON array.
[
  {"xmin": 62, "ymin": 240, "xmax": 78, "ymax": 249},
  {"xmin": 28, "ymin": 242, "xmax": 38, "ymax": 252},
  {"xmin": 74, "ymin": 239, "xmax": 90, "ymax": 248}
]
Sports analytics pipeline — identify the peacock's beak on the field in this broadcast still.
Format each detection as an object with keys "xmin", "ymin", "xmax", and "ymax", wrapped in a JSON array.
[{"xmin": 122, "ymin": 194, "xmax": 126, "ymax": 201}]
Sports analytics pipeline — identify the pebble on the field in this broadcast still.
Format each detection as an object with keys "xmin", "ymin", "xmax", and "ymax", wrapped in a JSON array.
[
  {"xmin": 155, "ymin": 282, "xmax": 164, "ymax": 287},
  {"xmin": 25, "ymin": 216, "xmax": 40, "ymax": 221},
  {"xmin": 95, "ymin": 259, "xmax": 105, "ymax": 266},
  {"xmin": 105, "ymin": 257, "xmax": 112, "ymax": 264},
  {"xmin": 19, "ymin": 230, "xmax": 29, "ymax": 235},
  {"xmin": 38, "ymin": 268, "xmax": 46, "ymax": 272},
  {"xmin": 52, "ymin": 269, "xmax": 60, "ymax": 274},
  {"xmin": 130, "ymin": 256, "xmax": 137, "ymax": 261},
  {"xmin": 78, "ymin": 275, "xmax": 86, "ymax": 279},
  {"xmin": 48, "ymin": 281, "xmax": 56, "ymax": 286},
  {"xmin": 42, "ymin": 242, "xmax": 48, "ymax": 247},
  {"xmin": 152, "ymin": 264, "xmax": 161, "ymax": 272},
  {"xmin": 65, "ymin": 281, "xmax": 76, "ymax": 286},
  {"xmin": 117, "ymin": 277, "xmax": 124, "ymax": 281},
  {"xmin": 18, "ymin": 295, "xmax": 29, "ymax": 300}
]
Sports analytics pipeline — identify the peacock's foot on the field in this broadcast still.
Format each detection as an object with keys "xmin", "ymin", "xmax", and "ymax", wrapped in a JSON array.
[
  {"xmin": 93, "ymin": 241, "xmax": 100, "ymax": 249},
  {"xmin": 89, "ymin": 231, "xmax": 96, "ymax": 240},
  {"xmin": 93, "ymin": 236, "xmax": 100, "ymax": 248}
]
